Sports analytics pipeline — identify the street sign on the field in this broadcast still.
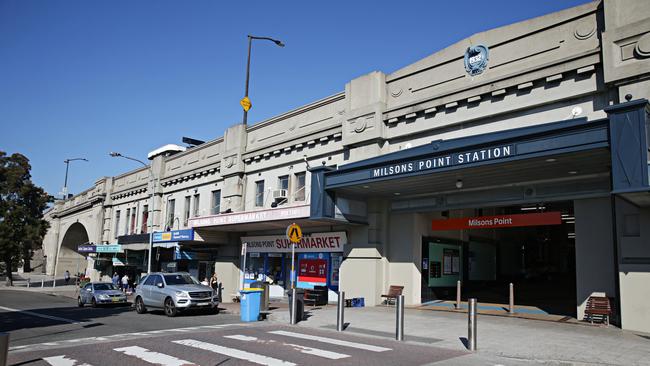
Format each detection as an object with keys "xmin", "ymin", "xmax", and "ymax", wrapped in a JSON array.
[
  {"xmin": 240, "ymin": 96, "xmax": 252, "ymax": 112},
  {"xmin": 286, "ymin": 223, "xmax": 303, "ymax": 244}
]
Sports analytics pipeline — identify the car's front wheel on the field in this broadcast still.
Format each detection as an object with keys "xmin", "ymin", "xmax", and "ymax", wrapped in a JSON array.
[
  {"xmin": 77, "ymin": 297, "xmax": 84, "ymax": 307},
  {"xmin": 91, "ymin": 297, "xmax": 97, "ymax": 308},
  {"xmin": 164, "ymin": 297, "xmax": 177, "ymax": 317},
  {"xmin": 135, "ymin": 296, "xmax": 147, "ymax": 314}
]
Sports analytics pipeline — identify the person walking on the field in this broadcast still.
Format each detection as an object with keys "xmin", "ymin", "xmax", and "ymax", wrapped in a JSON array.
[
  {"xmin": 209, "ymin": 272, "xmax": 220, "ymax": 301},
  {"xmin": 64, "ymin": 270, "xmax": 70, "ymax": 285},
  {"xmin": 112, "ymin": 273, "xmax": 119, "ymax": 286},
  {"xmin": 121, "ymin": 273, "xmax": 129, "ymax": 292}
]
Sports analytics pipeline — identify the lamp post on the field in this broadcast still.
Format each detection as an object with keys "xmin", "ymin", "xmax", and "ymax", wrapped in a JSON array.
[
  {"xmin": 109, "ymin": 152, "xmax": 155, "ymax": 274},
  {"xmin": 242, "ymin": 35, "xmax": 285, "ymax": 125},
  {"xmin": 62, "ymin": 158, "xmax": 88, "ymax": 199}
]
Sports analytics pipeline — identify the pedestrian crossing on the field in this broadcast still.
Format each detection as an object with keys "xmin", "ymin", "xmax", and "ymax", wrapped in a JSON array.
[{"xmin": 39, "ymin": 328, "xmax": 396, "ymax": 366}]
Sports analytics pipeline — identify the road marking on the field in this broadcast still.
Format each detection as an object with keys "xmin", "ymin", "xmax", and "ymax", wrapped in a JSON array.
[
  {"xmin": 9, "ymin": 324, "xmax": 242, "ymax": 352},
  {"xmin": 224, "ymin": 334, "xmax": 258, "ymax": 341},
  {"xmin": 0, "ymin": 305, "xmax": 83, "ymax": 324},
  {"xmin": 223, "ymin": 334, "xmax": 350, "ymax": 360},
  {"xmin": 114, "ymin": 346, "xmax": 197, "ymax": 366},
  {"xmin": 268, "ymin": 330, "xmax": 392, "ymax": 352},
  {"xmin": 174, "ymin": 339, "xmax": 295, "ymax": 366},
  {"xmin": 43, "ymin": 355, "xmax": 93, "ymax": 366}
]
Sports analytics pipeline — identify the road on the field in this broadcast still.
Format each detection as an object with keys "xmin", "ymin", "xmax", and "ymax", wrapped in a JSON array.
[{"xmin": 2, "ymin": 290, "xmax": 470, "ymax": 365}]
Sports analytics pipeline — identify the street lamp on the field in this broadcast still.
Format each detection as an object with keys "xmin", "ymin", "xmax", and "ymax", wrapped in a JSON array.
[
  {"xmin": 109, "ymin": 152, "xmax": 156, "ymax": 274},
  {"xmin": 62, "ymin": 158, "xmax": 88, "ymax": 199},
  {"xmin": 242, "ymin": 35, "xmax": 285, "ymax": 125}
]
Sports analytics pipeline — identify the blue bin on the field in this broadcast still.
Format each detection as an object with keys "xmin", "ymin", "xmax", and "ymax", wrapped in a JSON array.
[{"xmin": 240, "ymin": 288, "xmax": 263, "ymax": 322}]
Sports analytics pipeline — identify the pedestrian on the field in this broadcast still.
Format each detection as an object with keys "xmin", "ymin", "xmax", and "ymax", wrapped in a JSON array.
[
  {"xmin": 64, "ymin": 270, "xmax": 70, "ymax": 285},
  {"xmin": 112, "ymin": 273, "xmax": 119, "ymax": 286},
  {"xmin": 121, "ymin": 273, "xmax": 129, "ymax": 292},
  {"xmin": 209, "ymin": 273, "xmax": 220, "ymax": 301},
  {"xmin": 201, "ymin": 277, "xmax": 209, "ymax": 286}
]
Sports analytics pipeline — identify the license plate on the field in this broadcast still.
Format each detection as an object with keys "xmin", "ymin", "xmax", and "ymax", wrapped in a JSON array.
[
  {"xmin": 196, "ymin": 302, "xmax": 210, "ymax": 306},
  {"xmin": 112, "ymin": 298, "xmax": 121, "ymax": 302}
]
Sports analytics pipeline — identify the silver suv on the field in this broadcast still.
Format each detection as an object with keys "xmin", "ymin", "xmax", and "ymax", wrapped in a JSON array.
[{"xmin": 134, "ymin": 272, "xmax": 219, "ymax": 317}]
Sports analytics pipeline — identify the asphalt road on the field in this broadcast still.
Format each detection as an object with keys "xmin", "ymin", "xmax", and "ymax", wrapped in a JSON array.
[
  {"xmin": 0, "ymin": 290, "xmax": 240, "ymax": 347},
  {"xmin": 7, "ymin": 323, "xmax": 467, "ymax": 366}
]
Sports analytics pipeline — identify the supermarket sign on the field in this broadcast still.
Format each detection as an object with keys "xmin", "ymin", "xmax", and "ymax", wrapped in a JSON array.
[{"xmin": 241, "ymin": 232, "xmax": 347, "ymax": 253}]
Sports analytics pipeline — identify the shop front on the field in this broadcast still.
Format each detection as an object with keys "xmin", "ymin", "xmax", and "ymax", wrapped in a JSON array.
[
  {"xmin": 240, "ymin": 232, "xmax": 346, "ymax": 298},
  {"xmin": 152, "ymin": 229, "xmax": 217, "ymax": 281}
]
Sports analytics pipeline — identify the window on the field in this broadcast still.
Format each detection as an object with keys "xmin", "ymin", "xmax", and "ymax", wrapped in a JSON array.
[
  {"xmin": 143, "ymin": 275, "xmax": 156, "ymax": 286},
  {"xmin": 211, "ymin": 190, "xmax": 221, "ymax": 215},
  {"xmin": 278, "ymin": 175, "xmax": 289, "ymax": 191},
  {"xmin": 255, "ymin": 180, "xmax": 265, "ymax": 207},
  {"xmin": 130, "ymin": 207, "xmax": 137, "ymax": 234},
  {"xmin": 193, "ymin": 194, "xmax": 200, "ymax": 217},
  {"xmin": 141, "ymin": 205, "xmax": 149, "ymax": 234},
  {"xmin": 124, "ymin": 208, "xmax": 130, "ymax": 235},
  {"xmin": 294, "ymin": 172, "xmax": 306, "ymax": 201},
  {"xmin": 166, "ymin": 199, "xmax": 175, "ymax": 230},
  {"xmin": 114, "ymin": 210, "xmax": 121, "ymax": 238},
  {"xmin": 164, "ymin": 274, "xmax": 198, "ymax": 285},
  {"xmin": 183, "ymin": 196, "xmax": 191, "ymax": 227}
]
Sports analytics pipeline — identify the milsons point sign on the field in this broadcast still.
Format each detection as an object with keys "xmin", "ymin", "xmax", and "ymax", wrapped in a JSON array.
[{"xmin": 372, "ymin": 145, "xmax": 513, "ymax": 179}]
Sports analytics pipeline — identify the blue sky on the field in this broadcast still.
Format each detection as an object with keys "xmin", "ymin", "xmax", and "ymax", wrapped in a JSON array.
[{"xmin": 0, "ymin": 0, "xmax": 589, "ymax": 197}]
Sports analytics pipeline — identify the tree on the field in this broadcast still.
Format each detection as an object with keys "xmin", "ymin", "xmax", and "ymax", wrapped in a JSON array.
[{"xmin": 0, "ymin": 151, "xmax": 52, "ymax": 286}]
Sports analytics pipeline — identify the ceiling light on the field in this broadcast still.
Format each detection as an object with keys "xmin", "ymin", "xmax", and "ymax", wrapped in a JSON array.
[
  {"xmin": 521, "ymin": 205, "xmax": 545, "ymax": 211},
  {"xmin": 545, "ymin": 158, "xmax": 557, "ymax": 162},
  {"xmin": 568, "ymin": 171, "xmax": 578, "ymax": 175},
  {"xmin": 455, "ymin": 179, "xmax": 463, "ymax": 189},
  {"xmin": 362, "ymin": 185, "xmax": 369, "ymax": 189},
  {"xmin": 394, "ymin": 192, "xmax": 401, "ymax": 196}
]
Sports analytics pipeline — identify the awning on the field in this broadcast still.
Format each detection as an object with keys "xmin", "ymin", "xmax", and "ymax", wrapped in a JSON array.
[
  {"xmin": 153, "ymin": 242, "xmax": 179, "ymax": 249},
  {"xmin": 121, "ymin": 243, "xmax": 149, "ymax": 251}
]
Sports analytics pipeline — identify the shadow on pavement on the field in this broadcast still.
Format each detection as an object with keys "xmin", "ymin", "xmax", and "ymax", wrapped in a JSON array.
[{"xmin": 0, "ymin": 304, "xmax": 132, "ymax": 332}]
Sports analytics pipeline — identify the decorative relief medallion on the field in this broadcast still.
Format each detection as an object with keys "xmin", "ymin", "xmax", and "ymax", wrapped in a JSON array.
[
  {"xmin": 574, "ymin": 20, "xmax": 596, "ymax": 40},
  {"xmin": 353, "ymin": 117, "xmax": 368, "ymax": 133},
  {"xmin": 464, "ymin": 44, "xmax": 489, "ymax": 76},
  {"xmin": 390, "ymin": 88, "xmax": 403, "ymax": 98},
  {"xmin": 224, "ymin": 156, "xmax": 235, "ymax": 168},
  {"xmin": 635, "ymin": 33, "xmax": 650, "ymax": 58}
]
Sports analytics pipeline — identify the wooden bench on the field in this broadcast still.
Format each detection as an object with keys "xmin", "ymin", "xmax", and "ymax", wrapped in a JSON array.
[
  {"xmin": 584, "ymin": 296, "xmax": 612, "ymax": 325},
  {"xmin": 381, "ymin": 285, "xmax": 404, "ymax": 306}
]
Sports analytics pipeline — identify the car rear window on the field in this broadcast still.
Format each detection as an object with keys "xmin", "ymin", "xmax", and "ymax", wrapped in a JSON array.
[{"xmin": 163, "ymin": 274, "xmax": 198, "ymax": 285}]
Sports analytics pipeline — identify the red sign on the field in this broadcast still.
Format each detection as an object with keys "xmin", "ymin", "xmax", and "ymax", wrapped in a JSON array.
[
  {"xmin": 431, "ymin": 212, "xmax": 562, "ymax": 231},
  {"xmin": 298, "ymin": 259, "xmax": 327, "ymax": 283}
]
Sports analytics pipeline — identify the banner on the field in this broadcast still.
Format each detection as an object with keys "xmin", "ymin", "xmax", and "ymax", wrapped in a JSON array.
[
  {"xmin": 431, "ymin": 212, "xmax": 562, "ymax": 230},
  {"xmin": 240, "ymin": 232, "xmax": 347, "ymax": 253}
]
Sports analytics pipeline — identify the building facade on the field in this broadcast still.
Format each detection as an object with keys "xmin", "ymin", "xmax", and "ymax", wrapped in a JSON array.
[{"xmin": 42, "ymin": 0, "xmax": 650, "ymax": 333}]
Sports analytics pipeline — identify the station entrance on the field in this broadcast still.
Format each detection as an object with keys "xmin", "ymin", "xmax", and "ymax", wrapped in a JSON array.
[{"xmin": 421, "ymin": 201, "xmax": 577, "ymax": 316}]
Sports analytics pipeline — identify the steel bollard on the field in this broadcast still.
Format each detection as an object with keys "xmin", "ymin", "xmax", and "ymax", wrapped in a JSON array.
[
  {"xmin": 467, "ymin": 298, "xmax": 477, "ymax": 351},
  {"xmin": 0, "ymin": 332, "xmax": 9, "ymax": 366},
  {"xmin": 27, "ymin": 278, "xmax": 30, "ymax": 288},
  {"xmin": 52, "ymin": 276, "xmax": 56, "ymax": 288},
  {"xmin": 509, "ymin": 283, "xmax": 514, "ymax": 314},
  {"xmin": 337, "ymin": 291, "xmax": 345, "ymax": 332},
  {"xmin": 456, "ymin": 280, "xmax": 461, "ymax": 309},
  {"xmin": 41, "ymin": 278, "xmax": 44, "ymax": 288},
  {"xmin": 396, "ymin": 295, "xmax": 404, "ymax": 341},
  {"xmin": 290, "ymin": 288, "xmax": 297, "ymax": 325}
]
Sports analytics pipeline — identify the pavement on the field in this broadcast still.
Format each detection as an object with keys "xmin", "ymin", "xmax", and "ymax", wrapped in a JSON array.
[{"xmin": 4, "ymin": 273, "xmax": 650, "ymax": 365}]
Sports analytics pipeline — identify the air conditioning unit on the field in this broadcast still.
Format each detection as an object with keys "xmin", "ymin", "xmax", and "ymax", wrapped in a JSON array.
[{"xmin": 273, "ymin": 189, "xmax": 288, "ymax": 200}]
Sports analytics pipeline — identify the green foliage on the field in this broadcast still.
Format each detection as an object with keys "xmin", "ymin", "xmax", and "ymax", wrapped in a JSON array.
[{"xmin": 0, "ymin": 151, "xmax": 53, "ymax": 285}]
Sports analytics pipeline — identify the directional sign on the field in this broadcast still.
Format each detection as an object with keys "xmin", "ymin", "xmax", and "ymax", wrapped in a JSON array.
[
  {"xmin": 286, "ymin": 223, "xmax": 303, "ymax": 244},
  {"xmin": 240, "ymin": 96, "xmax": 252, "ymax": 112}
]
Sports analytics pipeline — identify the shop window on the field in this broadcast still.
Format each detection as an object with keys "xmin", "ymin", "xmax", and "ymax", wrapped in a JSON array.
[
  {"xmin": 255, "ymin": 180, "xmax": 265, "ymax": 207},
  {"xmin": 294, "ymin": 172, "xmax": 306, "ymax": 201},
  {"xmin": 166, "ymin": 199, "xmax": 175, "ymax": 230},
  {"xmin": 183, "ymin": 196, "xmax": 191, "ymax": 227},
  {"xmin": 141, "ymin": 205, "xmax": 148, "ymax": 234},
  {"xmin": 211, "ymin": 190, "xmax": 221, "ymax": 215},
  {"xmin": 114, "ymin": 210, "xmax": 120, "ymax": 238},
  {"xmin": 193, "ymin": 194, "xmax": 200, "ymax": 217}
]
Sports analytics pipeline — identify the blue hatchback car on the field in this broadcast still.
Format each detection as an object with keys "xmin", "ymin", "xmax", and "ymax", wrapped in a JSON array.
[{"xmin": 78, "ymin": 282, "xmax": 128, "ymax": 307}]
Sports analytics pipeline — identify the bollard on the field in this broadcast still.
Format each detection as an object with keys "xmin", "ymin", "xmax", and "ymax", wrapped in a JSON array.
[
  {"xmin": 509, "ymin": 283, "xmax": 514, "ymax": 314},
  {"xmin": 0, "ymin": 332, "xmax": 9, "ymax": 366},
  {"xmin": 52, "ymin": 276, "xmax": 56, "ymax": 288},
  {"xmin": 290, "ymin": 288, "xmax": 297, "ymax": 325},
  {"xmin": 467, "ymin": 298, "xmax": 477, "ymax": 351},
  {"xmin": 27, "ymin": 278, "xmax": 31, "ymax": 288},
  {"xmin": 396, "ymin": 295, "xmax": 404, "ymax": 341},
  {"xmin": 41, "ymin": 278, "xmax": 44, "ymax": 288},
  {"xmin": 337, "ymin": 291, "xmax": 345, "ymax": 332},
  {"xmin": 456, "ymin": 280, "xmax": 461, "ymax": 309}
]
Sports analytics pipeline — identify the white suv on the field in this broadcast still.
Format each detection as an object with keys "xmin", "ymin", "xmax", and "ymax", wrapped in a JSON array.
[{"xmin": 134, "ymin": 272, "xmax": 219, "ymax": 317}]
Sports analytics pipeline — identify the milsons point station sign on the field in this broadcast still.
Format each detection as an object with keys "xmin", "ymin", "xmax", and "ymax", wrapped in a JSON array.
[{"xmin": 372, "ymin": 145, "xmax": 513, "ymax": 178}]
